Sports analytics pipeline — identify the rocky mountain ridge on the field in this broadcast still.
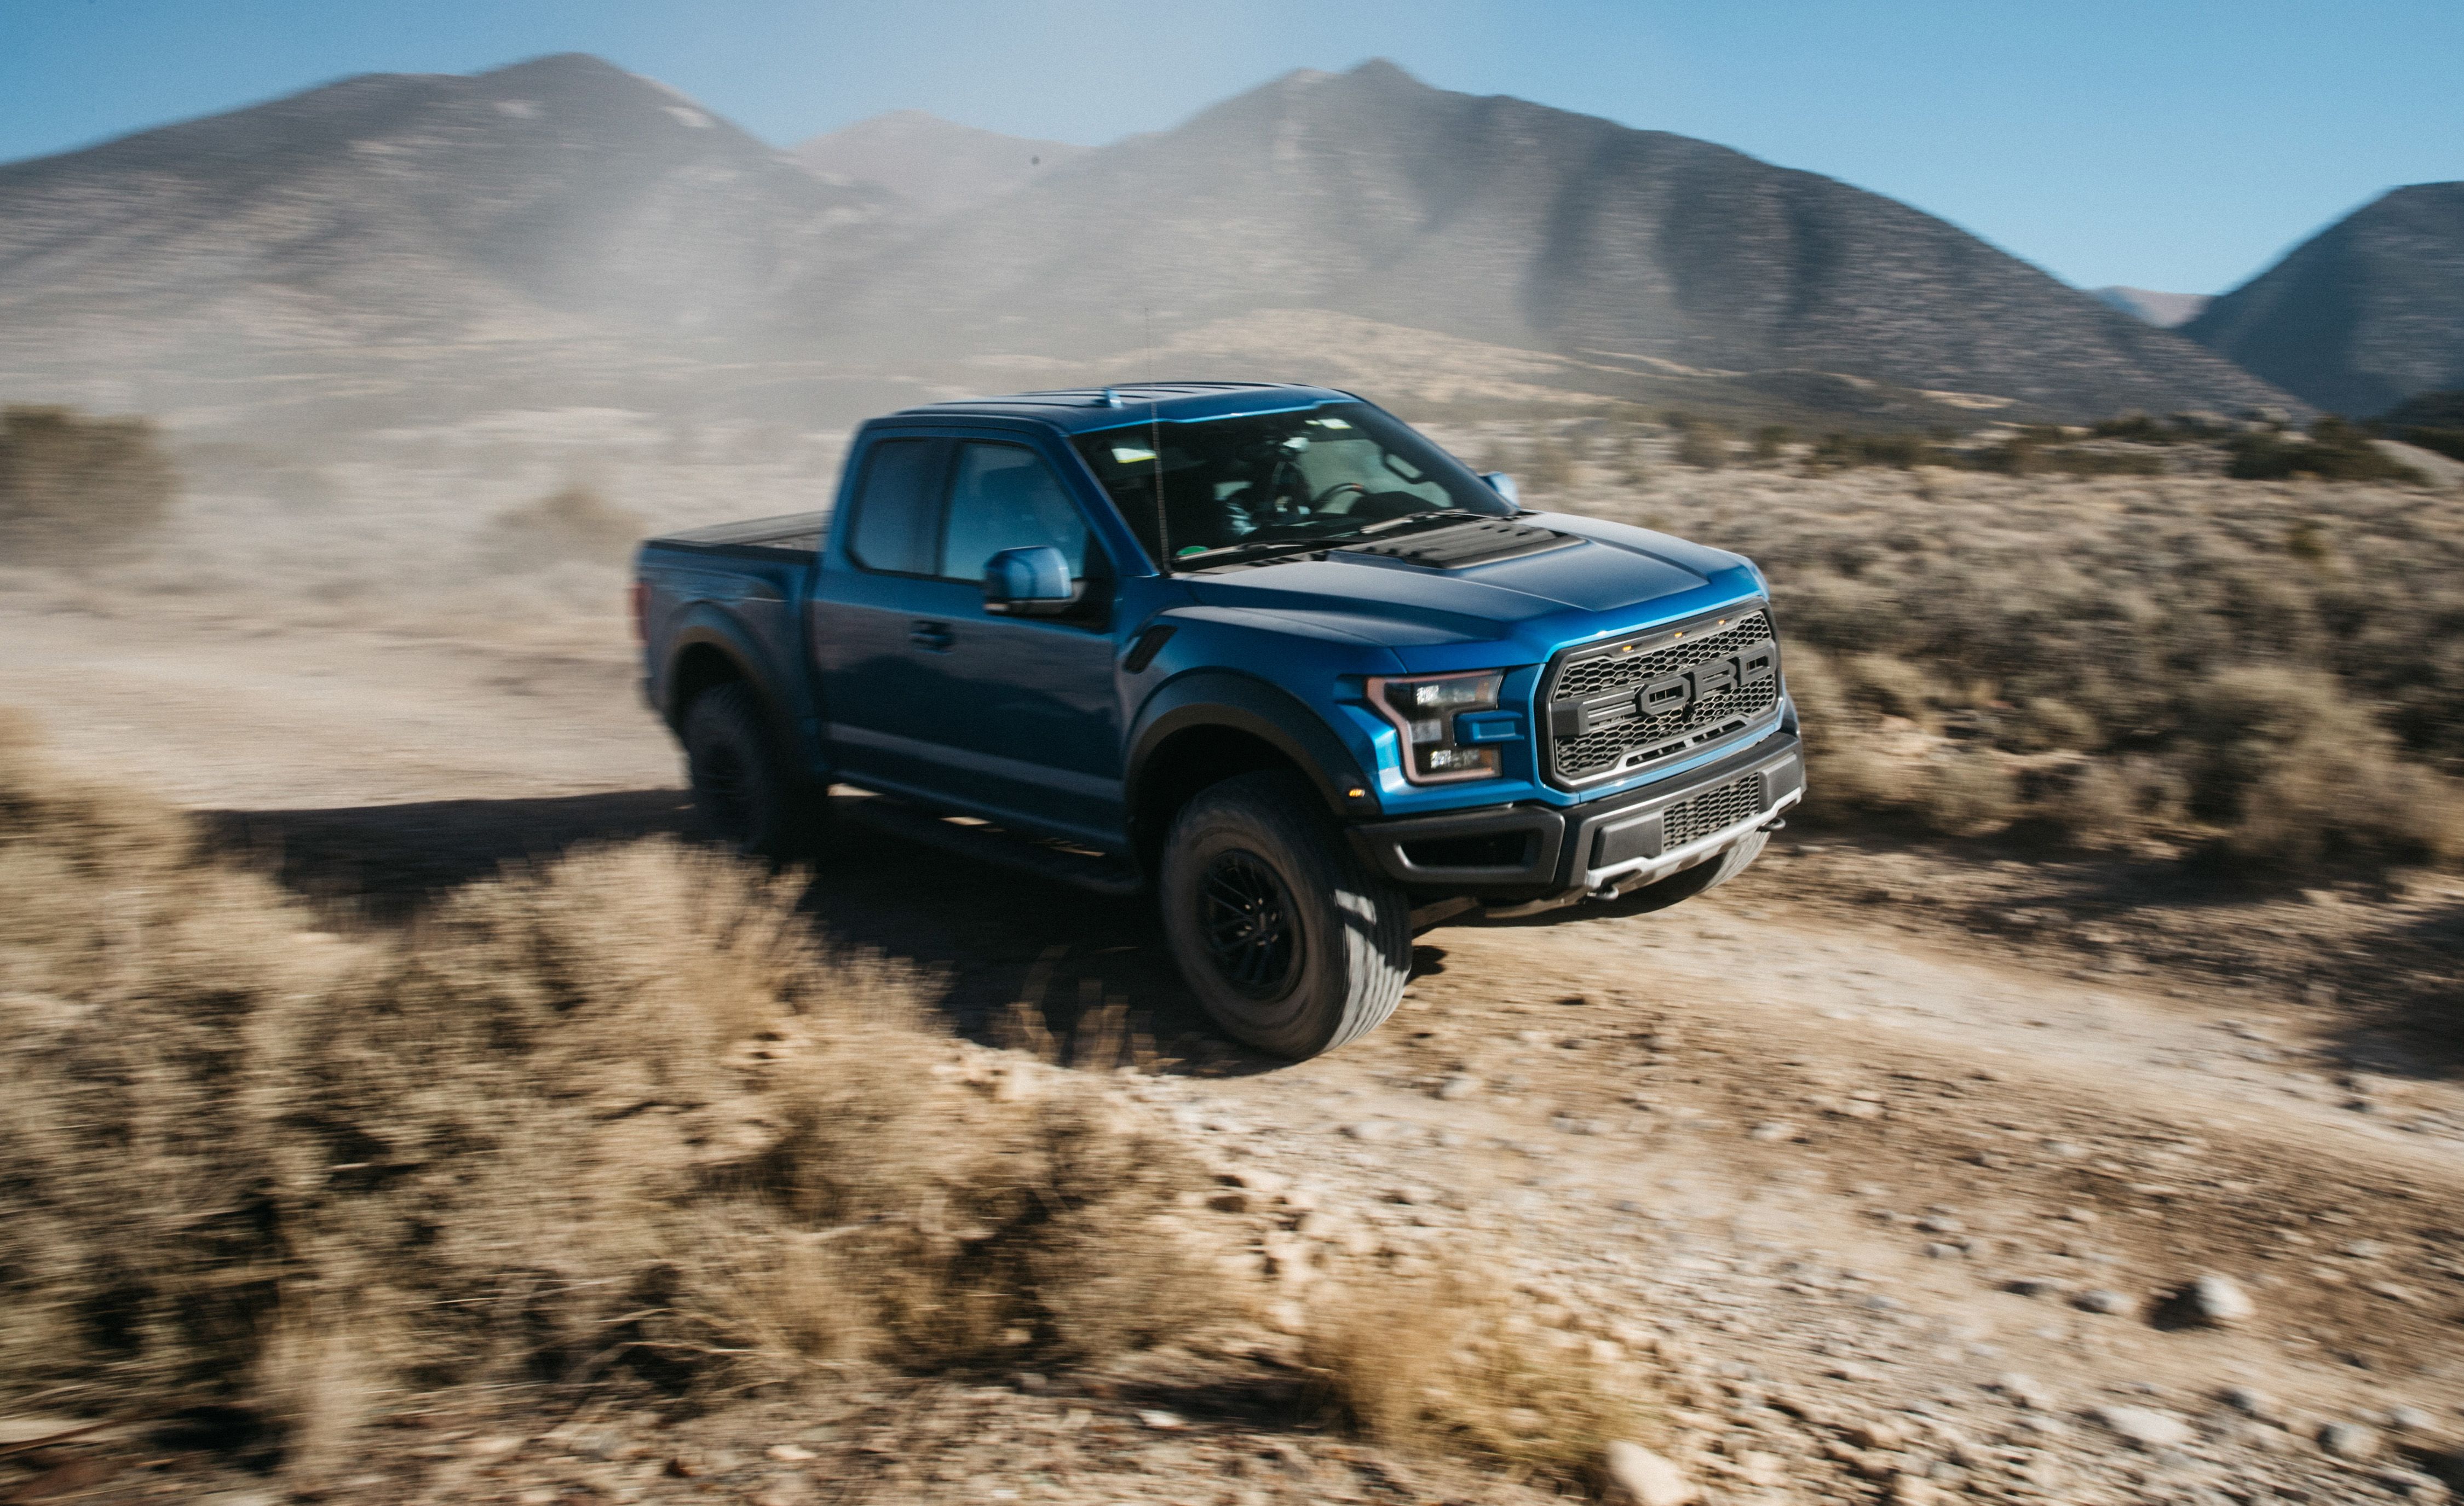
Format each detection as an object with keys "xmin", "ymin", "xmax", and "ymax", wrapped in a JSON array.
[
  {"xmin": 2183, "ymin": 182, "xmax": 2464, "ymax": 416},
  {"xmin": 0, "ymin": 54, "xmax": 2304, "ymax": 433}
]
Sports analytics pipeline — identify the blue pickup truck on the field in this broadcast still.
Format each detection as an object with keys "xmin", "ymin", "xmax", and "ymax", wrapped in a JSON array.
[{"xmin": 634, "ymin": 383, "xmax": 1803, "ymax": 1058}]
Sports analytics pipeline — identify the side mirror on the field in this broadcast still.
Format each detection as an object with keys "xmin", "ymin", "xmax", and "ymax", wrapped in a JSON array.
[
  {"xmin": 1480, "ymin": 471, "xmax": 1521, "ymax": 507},
  {"xmin": 983, "ymin": 545, "xmax": 1077, "ymax": 616}
]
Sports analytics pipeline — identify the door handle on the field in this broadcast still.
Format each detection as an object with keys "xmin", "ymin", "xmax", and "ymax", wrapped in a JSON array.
[{"xmin": 908, "ymin": 620, "xmax": 954, "ymax": 652}]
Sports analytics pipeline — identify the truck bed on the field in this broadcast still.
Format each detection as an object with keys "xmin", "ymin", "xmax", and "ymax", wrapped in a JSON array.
[{"xmin": 644, "ymin": 510, "xmax": 828, "ymax": 558}]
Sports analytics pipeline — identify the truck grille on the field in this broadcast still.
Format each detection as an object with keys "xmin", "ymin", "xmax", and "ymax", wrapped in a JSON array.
[
  {"xmin": 1661, "ymin": 773, "xmax": 1765, "ymax": 849},
  {"xmin": 1544, "ymin": 607, "xmax": 1781, "ymax": 785}
]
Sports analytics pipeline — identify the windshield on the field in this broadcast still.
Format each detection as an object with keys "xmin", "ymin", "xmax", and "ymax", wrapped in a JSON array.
[{"xmin": 1069, "ymin": 401, "xmax": 1513, "ymax": 570}]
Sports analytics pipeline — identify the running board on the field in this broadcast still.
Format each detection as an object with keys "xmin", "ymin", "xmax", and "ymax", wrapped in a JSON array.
[{"xmin": 832, "ymin": 795, "xmax": 1143, "ymax": 897}]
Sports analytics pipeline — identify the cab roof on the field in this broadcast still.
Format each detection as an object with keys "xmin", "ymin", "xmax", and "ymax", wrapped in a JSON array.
[{"xmin": 887, "ymin": 382, "xmax": 1357, "ymax": 436}]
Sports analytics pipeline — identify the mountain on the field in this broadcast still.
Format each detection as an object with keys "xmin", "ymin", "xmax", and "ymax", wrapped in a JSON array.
[
  {"xmin": 0, "ymin": 54, "xmax": 2300, "ymax": 434},
  {"xmin": 795, "ymin": 111, "xmax": 1087, "ymax": 217},
  {"xmin": 803, "ymin": 61, "xmax": 2295, "ymax": 420},
  {"xmin": 0, "ymin": 54, "xmax": 902, "ymax": 424},
  {"xmin": 2181, "ymin": 182, "xmax": 2464, "ymax": 416},
  {"xmin": 2091, "ymin": 287, "xmax": 2212, "ymax": 328}
]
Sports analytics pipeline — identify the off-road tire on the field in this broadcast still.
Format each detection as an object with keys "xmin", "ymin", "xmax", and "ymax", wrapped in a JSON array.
[
  {"xmin": 1599, "ymin": 826, "xmax": 1768, "ymax": 917},
  {"xmin": 1160, "ymin": 770, "xmax": 1412, "ymax": 1060},
  {"xmin": 682, "ymin": 682, "xmax": 805, "ymax": 857}
]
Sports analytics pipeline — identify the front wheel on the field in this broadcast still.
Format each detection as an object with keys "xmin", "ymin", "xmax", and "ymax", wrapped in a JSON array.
[{"xmin": 1159, "ymin": 771, "xmax": 1412, "ymax": 1059}]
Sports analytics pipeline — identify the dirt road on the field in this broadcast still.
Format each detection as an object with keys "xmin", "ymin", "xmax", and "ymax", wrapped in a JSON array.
[{"xmin": 7, "ymin": 594, "xmax": 2461, "ymax": 1503}]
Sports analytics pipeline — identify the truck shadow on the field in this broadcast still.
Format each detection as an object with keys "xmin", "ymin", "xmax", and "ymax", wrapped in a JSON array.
[{"xmin": 201, "ymin": 789, "xmax": 1289, "ymax": 1077}]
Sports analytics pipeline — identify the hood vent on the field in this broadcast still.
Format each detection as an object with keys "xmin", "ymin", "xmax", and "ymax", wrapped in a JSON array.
[{"xmin": 1333, "ymin": 518, "xmax": 1577, "ymax": 571}]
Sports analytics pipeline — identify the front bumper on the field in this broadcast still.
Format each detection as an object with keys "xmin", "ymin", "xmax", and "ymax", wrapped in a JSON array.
[{"xmin": 1346, "ymin": 729, "xmax": 1804, "ymax": 901}]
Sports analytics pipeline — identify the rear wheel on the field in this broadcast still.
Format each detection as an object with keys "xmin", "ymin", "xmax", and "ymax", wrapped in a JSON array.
[
  {"xmin": 682, "ymin": 682, "xmax": 806, "ymax": 857},
  {"xmin": 1159, "ymin": 771, "xmax": 1412, "ymax": 1059}
]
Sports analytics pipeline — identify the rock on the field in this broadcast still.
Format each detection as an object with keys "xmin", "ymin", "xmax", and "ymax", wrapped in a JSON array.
[
  {"xmin": 1137, "ymin": 1409, "xmax": 1184, "ymax": 1430},
  {"xmin": 2072, "ymin": 1288, "xmax": 2133, "ymax": 1315},
  {"xmin": 1890, "ymin": 1479, "xmax": 1947, "ymax": 1506},
  {"xmin": 2184, "ymin": 1273, "xmax": 2256, "ymax": 1326},
  {"xmin": 1602, "ymin": 1442, "xmax": 1697, "ymax": 1506},
  {"xmin": 1341, "ymin": 1119, "xmax": 1399, "ymax": 1142},
  {"xmin": 2093, "ymin": 1405, "xmax": 2195, "ymax": 1451},
  {"xmin": 1922, "ymin": 1242, "xmax": 1963, "ymax": 1259},
  {"xmin": 1749, "ymin": 1120, "xmax": 1797, "ymax": 1142},
  {"xmin": 2005, "ymin": 1278, "xmax": 2064, "ymax": 1298},
  {"xmin": 2387, "ymin": 1405, "xmax": 2434, "ymax": 1433},
  {"xmin": 2221, "ymin": 1386, "xmax": 2282, "ymax": 1422},
  {"xmin": 2319, "ymin": 1422, "xmax": 2380, "ymax": 1459},
  {"xmin": 1847, "ymin": 1418, "xmax": 1907, "ymax": 1450},
  {"xmin": 764, "ymin": 1444, "xmax": 818, "ymax": 1462},
  {"xmin": 1435, "ymin": 1074, "xmax": 1481, "ymax": 1101},
  {"xmin": 2378, "ymin": 1467, "xmax": 2450, "ymax": 1501},
  {"xmin": 1994, "ymin": 1373, "xmax": 2055, "ymax": 1410}
]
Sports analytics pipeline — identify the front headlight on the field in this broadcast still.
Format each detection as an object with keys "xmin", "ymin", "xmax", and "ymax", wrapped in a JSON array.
[{"xmin": 1368, "ymin": 671, "xmax": 1510, "ymax": 782}]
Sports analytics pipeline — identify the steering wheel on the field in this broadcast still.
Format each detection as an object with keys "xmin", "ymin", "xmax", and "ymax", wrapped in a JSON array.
[{"xmin": 1309, "ymin": 480, "xmax": 1370, "ymax": 509}]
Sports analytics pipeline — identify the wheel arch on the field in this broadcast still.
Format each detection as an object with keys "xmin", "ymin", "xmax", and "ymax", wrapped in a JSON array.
[
  {"xmin": 1124, "ymin": 671, "xmax": 1377, "ymax": 868},
  {"xmin": 660, "ymin": 612, "xmax": 781, "ymax": 733}
]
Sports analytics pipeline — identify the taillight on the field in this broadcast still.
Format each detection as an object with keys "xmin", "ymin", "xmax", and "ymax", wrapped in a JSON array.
[{"xmin": 630, "ymin": 581, "xmax": 649, "ymax": 643}]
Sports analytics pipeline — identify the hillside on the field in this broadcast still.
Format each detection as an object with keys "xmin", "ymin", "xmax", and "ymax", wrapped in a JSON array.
[
  {"xmin": 795, "ymin": 110, "xmax": 1087, "ymax": 217},
  {"xmin": 2183, "ymin": 182, "xmax": 2464, "ymax": 416},
  {"xmin": 804, "ymin": 61, "xmax": 2298, "ymax": 421},
  {"xmin": 0, "ymin": 54, "xmax": 2302, "ymax": 433},
  {"xmin": 0, "ymin": 54, "xmax": 903, "ymax": 427}
]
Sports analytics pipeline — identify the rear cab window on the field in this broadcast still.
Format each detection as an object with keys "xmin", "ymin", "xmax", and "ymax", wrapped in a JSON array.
[{"xmin": 845, "ymin": 437, "xmax": 941, "ymax": 576}]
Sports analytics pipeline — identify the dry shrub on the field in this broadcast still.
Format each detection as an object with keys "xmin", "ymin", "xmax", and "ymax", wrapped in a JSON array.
[
  {"xmin": 0, "ymin": 717, "xmax": 1219, "ymax": 1474},
  {"xmin": 0, "ymin": 405, "xmax": 179, "ymax": 561},
  {"xmin": 2186, "ymin": 665, "xmax": 2460, "ymax": 865},
  {"xmin": 1673, "ymin": 418, "xmax": 1730, "ymax": 470},
  {"xmin": 1302, "ymin": 1267, "xmax": 1653, "ymax": 1490},
  {"xmin": 1547, "ymin": 447, "xmax": 2464, "ymax": 874},
  {"xmin": 1915, "ymin": 750, "xmax": 2020, "ymax": 836},
  {"xmin": 480, "ymin": 482, "xmax": 646, "ymax": 569}
]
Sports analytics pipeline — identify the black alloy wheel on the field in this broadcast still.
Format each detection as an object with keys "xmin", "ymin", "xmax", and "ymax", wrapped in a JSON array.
[
  {"xmin": 690, "ymin": 739, "xmax": 755, "ymax": 837},
  {"xmin": 1157, "ymin": 770, "xmax": 1411, "ymax": 1059},
  {"xmin": 1199, "ymin": 849, "xmax": 1304, "ymax": 998}
]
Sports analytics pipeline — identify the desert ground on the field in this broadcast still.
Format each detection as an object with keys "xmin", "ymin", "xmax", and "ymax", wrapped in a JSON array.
[{"xmin": 4, "ymin": 423, "xmax": 2462, "ymax": 1505}]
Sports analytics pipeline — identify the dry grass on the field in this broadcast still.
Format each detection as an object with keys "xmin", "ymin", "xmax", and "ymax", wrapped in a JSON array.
[
  {"xmin": 0, "ymin": 713, "xmax": 1222, "ymax": 1480},
  {"xmin": 1300, "ymin": 1267, "xmax": 1655, "ymax": 1491},
  {"xmin": 1469, "ymin": 417, "xmax": 2464, "ymax": 872}
]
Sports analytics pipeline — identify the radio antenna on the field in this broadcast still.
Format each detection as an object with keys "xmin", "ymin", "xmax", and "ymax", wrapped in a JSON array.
[{"xmin": 1145, "ymin": 304, "xmax": 1170, "ymax": 568}]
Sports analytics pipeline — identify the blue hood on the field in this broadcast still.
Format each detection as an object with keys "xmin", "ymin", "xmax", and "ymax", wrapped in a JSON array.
[{"xmin": 1182, "ymin": 512, "xmax": 1765, "ymax": 672}]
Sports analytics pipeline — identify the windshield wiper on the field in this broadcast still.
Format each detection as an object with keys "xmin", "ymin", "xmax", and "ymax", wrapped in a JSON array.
[
  {"xmin": 1169, "ymin": 509, "xmax": 1508, "ymax": 572},
  {"xmin": 1338, "ymin": 508, "xmax": 1495, "ymax": 539},
  {"xmin": 1168, "ymin": 535, "xmax": 1334, "ymax": 570}
]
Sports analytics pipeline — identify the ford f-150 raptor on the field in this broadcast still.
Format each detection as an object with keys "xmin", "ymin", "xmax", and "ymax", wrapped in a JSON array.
[{"xmin": 635, "ymin": 383, "xmax": 1803, "ymax": 1059}]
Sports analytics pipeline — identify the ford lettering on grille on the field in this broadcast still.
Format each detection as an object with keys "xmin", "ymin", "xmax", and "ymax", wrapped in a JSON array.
[{"xmin": 1542, "ymin": 608, "xmax": 1781, "ymax": 785}]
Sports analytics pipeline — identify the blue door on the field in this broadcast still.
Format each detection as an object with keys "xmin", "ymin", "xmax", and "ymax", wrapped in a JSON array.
[
  {"xmin": 811, "ymin": 434, "xmax": 969, "ymax": 796},
  {"xmin": 814, "ymin": 434, "xmax": 1125, "ymax": 846}
]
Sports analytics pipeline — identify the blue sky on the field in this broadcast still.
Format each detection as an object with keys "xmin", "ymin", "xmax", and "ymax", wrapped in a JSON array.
[{"xmin": 3, "ymin": 0, "xmax": 2457, "ymax": 295}]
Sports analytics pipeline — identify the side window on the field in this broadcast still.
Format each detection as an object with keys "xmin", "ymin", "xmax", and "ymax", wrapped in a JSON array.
[
  {"xmin": 940, "ymin": 442, "xmax": 1092, "ymax": 583},
  {"xmin": 846, "ymin": 438, "xmax": 939, "ymax": 576}
]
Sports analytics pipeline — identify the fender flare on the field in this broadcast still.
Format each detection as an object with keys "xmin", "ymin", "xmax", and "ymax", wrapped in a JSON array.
[
  {"xmin": 659, "ymin": 607, "xmax": 786, "ymax": 732},
  {"xmin": 1124, "ymin": 670, "xmax": 1380, "ymax": 831}
]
